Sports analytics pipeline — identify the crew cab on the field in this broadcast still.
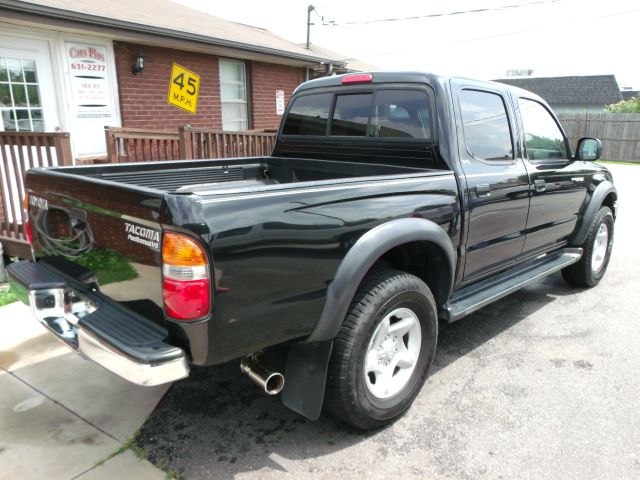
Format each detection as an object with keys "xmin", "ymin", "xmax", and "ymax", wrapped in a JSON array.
[{"xmin": 8, "ymin": 72, "xmax": 617, "ymax": 429}]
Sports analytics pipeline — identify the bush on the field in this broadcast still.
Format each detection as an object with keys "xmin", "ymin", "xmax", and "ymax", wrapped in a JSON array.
[
  {"xmin": 606, "ymin": 96, "xmax": 640, "ymax": 113},
  {"xmin": 0, "ymin": 288, "xmax": 18, "ymax": 307}
]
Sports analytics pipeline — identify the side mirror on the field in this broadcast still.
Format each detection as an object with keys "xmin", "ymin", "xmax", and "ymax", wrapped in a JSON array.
[{"xmin": 576, "ymin": 137, "xmax": 602, "ymax": 161}]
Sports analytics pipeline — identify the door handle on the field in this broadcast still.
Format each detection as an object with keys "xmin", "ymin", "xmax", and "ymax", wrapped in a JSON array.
[
  {"xmin": 475, "ymin": 184, "xmax": 491, "ymax": 197},
  {"xmin": 534, "ymin": 179, "xmax": 546, "ymax": 192}
]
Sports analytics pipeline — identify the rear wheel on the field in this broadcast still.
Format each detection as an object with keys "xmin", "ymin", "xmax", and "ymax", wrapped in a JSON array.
[
  {"xmin": 324, "ymin": 268, "xmax": 438, "ymax": 430},
  {"xmin": 562, "ymin": 206, "xmax": 614, "ymax": 287}
]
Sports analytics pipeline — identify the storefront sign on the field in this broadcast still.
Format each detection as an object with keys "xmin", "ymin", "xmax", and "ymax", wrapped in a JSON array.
[
  {"xmin": 65, "ymin": 42, "xmax": 114, "ymax": 119},
  {"xmin": 276, "ymin": 90, "xmax": 285, "ymax": 115},
  {"xmin": 168, "ymin": 63, "xmax": 200, "ymax": 113}
]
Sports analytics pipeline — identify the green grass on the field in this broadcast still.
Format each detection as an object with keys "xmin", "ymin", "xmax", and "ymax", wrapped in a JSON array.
[
  {"xmin": 93, "ymin": 433, "xmax": 182, "ymax": 479},
  {"xmin": 0, "ymin": 288, "xmax": 19, "ymax": 307},
  {"xmin": 93, "ymin": 435, "xmax": 147, "ymax": 469},
  {"xmin": 597, "ymin": 160, "xmax": 639, "ymax": 166},
  {"xmin": 73, "ymin": 248, "xmax": 138, "ymax": 285},
  {"xmin": 165, "ymin": 470, "xmax": 183, "ymax": 480}
]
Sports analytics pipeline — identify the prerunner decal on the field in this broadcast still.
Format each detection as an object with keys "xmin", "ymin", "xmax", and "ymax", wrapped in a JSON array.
[{"xmin": 124, "ymin": 222, "xmax": 160, "ymax": 251}]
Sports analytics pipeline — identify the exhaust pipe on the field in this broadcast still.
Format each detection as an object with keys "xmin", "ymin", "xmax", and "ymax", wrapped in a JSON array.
[{"xmin": 240, "ymin": 356, "xmax": 285, "ymax": 395}]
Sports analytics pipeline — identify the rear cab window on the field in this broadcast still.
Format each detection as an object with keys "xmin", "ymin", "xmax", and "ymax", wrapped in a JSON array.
[
  {"xmin": 282, "ymin": 88, "xmax": 434, "ymax": 141},
  {"xmin": 282, "ymin": 93, "xmax": 332, "ymax": 135}
]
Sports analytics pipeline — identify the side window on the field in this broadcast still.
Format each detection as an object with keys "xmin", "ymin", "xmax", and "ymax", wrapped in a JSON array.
[
  {"xmin": 519, "ymin": 98, "xmax": 568, "ymax": 161},
  {"xmin": 0, "ymin": 56, "xmax": 44, "ymax": 131},
  {"xmin": 282, "ymin": 93, "xmax": 332, "ymax": 135},
  {"xmin": 459, "ymin": 89, "xmax": 514, "ymax": 161},
  {"xmin": 219, "ymin": 59, "xmax": 248, "ymax": 131},
  {"xmin": 330, "ymin": 93, "xmax": 371, "ymax": 136},
  {"xmin": 371, "ymin": 90, "xmax": 431, "ymax": 139}
]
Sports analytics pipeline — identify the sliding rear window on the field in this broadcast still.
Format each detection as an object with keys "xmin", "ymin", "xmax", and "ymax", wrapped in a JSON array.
[
  {"xmin": 282, "ymin": 88, "xmax": 433, "ymax": 140},
  {"xmin": 282, "ymin": 93, "xmax": 332, "ymax": 135}
]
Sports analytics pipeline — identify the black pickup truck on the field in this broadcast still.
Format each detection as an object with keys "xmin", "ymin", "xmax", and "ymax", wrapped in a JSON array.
[{"xmin": 8, "ymin": 72, "xmax": 617, "ymax": 429}]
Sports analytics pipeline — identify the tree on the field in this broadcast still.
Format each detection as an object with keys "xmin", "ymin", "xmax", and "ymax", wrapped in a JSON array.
[{"xmin": 606, "ymin": 96, "xmax": 640, "ymax": 113}]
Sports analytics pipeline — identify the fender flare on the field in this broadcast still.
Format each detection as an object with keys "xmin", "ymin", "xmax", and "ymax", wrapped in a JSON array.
[
  {"xmin": 307, "ymin": 217, "xmax": 456, "ymax": 343},
  {"xmin": 571, "ymin": 181, "xmax": 617, "ymax": 246}
]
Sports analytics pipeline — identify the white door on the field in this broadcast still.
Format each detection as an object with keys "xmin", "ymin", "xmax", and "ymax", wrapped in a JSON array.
[
  {"xmin": 63, "ymin": 41, "xmax": 118, "ymax": 157},
  {"xmin": 0, "ymin": 37, "xmax": 60, "ymax": 132}
]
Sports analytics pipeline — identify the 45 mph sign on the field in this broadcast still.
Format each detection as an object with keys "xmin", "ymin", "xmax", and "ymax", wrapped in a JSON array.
[{"xmin": 167, "ymin": 63, "xmax": 200, "ymax": 113}]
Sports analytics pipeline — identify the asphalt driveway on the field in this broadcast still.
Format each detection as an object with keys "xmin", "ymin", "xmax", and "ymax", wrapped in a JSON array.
[{"xmin": 135, "ymin": 163, "xmax": 640, "ymax": 479}]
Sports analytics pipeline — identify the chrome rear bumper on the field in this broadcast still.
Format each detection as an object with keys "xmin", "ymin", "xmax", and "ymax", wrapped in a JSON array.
[
  {"xmin": 9, "ymin": 261, "xmax": 189, "ymax": 387},
  {"xmin": 78, "ymin": 329, "xmax": 189, "ymax": 387}
]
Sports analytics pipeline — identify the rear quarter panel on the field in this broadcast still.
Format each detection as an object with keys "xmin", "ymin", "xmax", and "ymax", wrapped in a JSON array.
[{"xmin": 172, "ymin": 173, "xmax": 460, "ymax": 364}]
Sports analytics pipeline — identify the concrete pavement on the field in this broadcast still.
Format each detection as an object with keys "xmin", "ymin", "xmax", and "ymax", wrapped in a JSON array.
[{"xmin": 0, "ymin": 301, "xmax": 167, "ymax": 480}]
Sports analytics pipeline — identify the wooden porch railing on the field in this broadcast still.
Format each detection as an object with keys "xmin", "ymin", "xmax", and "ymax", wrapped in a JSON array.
[
  {"xmin": 104, "ymin": 126, "xmax": 277, "ymax": 163},
  {"xmin": 0, "ymin": 131, "xmax": 73, "ymax": 258},
  {"xmin": 179, "ymin": 127, "xmax": 277, "ymax": 160},
  {"xmin": 105, "ymin": 127, "xmax": 180, "ymax": 163}
]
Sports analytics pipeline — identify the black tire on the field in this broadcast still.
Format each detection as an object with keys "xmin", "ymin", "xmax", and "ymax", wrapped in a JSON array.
[
  {"xmin": 562, "ymin": 206, "xmax": 614, "ymax": 287},
  {"xmin": 324, "ymin": 268, "xmax": 438, "ymax": 430}
]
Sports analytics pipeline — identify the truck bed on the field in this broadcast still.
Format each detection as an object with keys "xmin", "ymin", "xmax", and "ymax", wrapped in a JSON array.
[
  {"xmin": 47, "ymin": 156, "xmax": 435, "ymax": 194},
  {"xmin": 24, "ymin": 152, "xmax": 458, "ymax": 365}
]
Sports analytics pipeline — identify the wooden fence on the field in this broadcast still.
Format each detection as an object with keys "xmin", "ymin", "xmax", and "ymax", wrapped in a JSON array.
[
  {"xmin": 0, "ymin": 131, "xmax": 73, "ymax": 258},
  {"xmin": 557, "ymin": 112, "xmax": 640, "ymax": 162},
  {"xmin": 105, "ymin": 127, "xmax": 180, "ymax": 163},
  {"xmin": 105, "ymin": 126, "xmax": 277, "ymax": 163},
  {"xmin": 179, "ymin": 127, "xmax": 277, "ymax": 160}
]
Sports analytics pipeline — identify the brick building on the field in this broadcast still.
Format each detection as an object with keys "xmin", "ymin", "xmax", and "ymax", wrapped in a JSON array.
[{"xmin": 0, "ymin": 0, "xmax": 356, "ymax": 161}]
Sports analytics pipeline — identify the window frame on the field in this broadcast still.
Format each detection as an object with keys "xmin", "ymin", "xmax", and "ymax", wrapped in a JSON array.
[
  {"xmin": 219, "ymin": 58, "xmax": 248, "ymax": 131},
  {"xmin": 0, "ymin": 55, "xmax": 45, "ymax": 132},
  {"xmin": 517, "ymin": 96, "xmax": 572, "ymax": 165},
  {"xmin": 280, "ymin": 84, "xmax": 437, "ymax": 144},
  {"xmin": 458, "ymin": 87, "xmax": 516, "ymax": 166}
]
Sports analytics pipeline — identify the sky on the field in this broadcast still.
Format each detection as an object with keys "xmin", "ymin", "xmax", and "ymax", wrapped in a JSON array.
[{"xmin": 176, "ymin": 0, "xmax": 640, "ymax": 89}]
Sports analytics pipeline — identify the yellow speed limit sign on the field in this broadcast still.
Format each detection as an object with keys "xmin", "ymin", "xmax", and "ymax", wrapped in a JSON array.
[{"xmin": 168, "ymin": 63, "xmax": 200, "ymax": 113}]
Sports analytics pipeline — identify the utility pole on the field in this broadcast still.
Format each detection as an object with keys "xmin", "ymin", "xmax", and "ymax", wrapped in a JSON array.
[{"xmin": 306, "ymin": 5, "xmax": 315, "ymax": 50}]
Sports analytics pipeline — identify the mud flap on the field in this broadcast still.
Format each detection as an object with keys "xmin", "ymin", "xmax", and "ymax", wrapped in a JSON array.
[{"xmin": 281, "ymin": 340, "xmax": 333, "ymax": 420}]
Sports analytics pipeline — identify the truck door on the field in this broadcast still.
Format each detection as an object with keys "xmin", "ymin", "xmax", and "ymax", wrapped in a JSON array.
[
  {"xmin": 514, "ymin": 97, "xmax": 590, "ymax": 256},
  {"xmin": 452, "ymin": 81, "xmax": 530, "ymax": 283}
]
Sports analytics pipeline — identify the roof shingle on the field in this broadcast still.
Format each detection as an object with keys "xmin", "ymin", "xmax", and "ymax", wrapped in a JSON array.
[{"xmin": 494, "ymin": 75, "xmax": 622, "ymax": 106}]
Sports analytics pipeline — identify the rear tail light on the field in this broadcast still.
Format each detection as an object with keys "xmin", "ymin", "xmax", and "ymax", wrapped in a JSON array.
[
  {"xmin": 24, "ymin": 193, "xmax": 32, "ymax": 245},
  {"xmin": 162, "ymin": 232, "xmax": 210, "ymax": 321}
]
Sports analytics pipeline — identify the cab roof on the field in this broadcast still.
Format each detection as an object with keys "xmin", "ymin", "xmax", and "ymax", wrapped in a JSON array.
[{"xmin": 294, "ymin": 71, "xmax": 548, "ymax": 106}]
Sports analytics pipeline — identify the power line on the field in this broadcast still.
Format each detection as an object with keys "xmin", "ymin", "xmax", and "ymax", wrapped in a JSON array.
[
  {"xmin": 321, "ymin": 6, "xmax": 640, "ymax": 64},
  {"xmin": 454, "ymin": 6, "xmax": 640, "ymax": 44},
  {"xmin": 311, "ymin": 6, "xmax": 336, "ymax": 27},
  {"xmin": 323, "ymin": 0, "xmax": 564, "ymax": 27}
]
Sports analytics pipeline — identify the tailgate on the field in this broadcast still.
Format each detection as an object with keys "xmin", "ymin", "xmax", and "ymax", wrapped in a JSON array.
[{"xmin": 25, "ymin": 168, "xmax": 166, "ymax": 324}]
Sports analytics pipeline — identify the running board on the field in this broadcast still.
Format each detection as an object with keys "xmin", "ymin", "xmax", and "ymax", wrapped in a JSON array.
[{"xmin": 444, "ymin": 248, "xmax": 583, "ymax": 322}]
